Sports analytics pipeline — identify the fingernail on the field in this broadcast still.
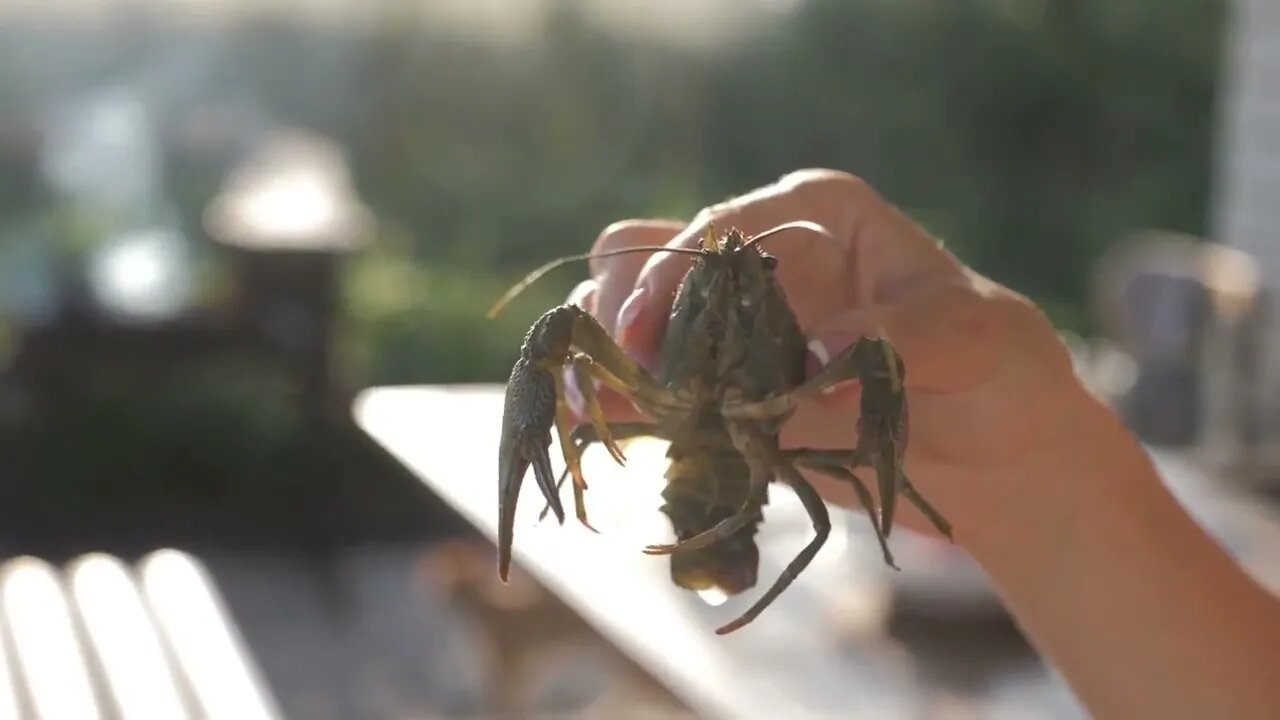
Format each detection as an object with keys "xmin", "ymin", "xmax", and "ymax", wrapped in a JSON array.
[
  {"xmin": 806, "ymin": 338, "xmax": 834, "ymax": 389},
  {"xmin": 616, "ymin": 287, "xmax": 647, "ymax": 348}
]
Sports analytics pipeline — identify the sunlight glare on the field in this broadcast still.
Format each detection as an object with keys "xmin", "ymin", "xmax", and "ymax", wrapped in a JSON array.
[{"xmin": 697, "ymin": 587, "xmax": 730, "ymax": 607}]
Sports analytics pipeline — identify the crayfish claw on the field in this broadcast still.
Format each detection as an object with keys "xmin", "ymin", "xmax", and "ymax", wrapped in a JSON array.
[
  {"xmin": 537, "ymin": 466, "xmax": 572, "ymax": 523},
  {"xmin": 498, "ymin": 431, "xmax": 564, "ymax": 581},
  {"xmin": 527, "ymin": 436, "xmax": 563, "ymax": 522},
  {"xmin": 498, "ymin": 359, "xmax": 564, "ymax": 582}
]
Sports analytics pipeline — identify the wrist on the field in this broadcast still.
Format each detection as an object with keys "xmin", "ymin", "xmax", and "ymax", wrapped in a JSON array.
[
  {"xmin": 962, "ymin": 383, "xmax": 1152, "ymax": 570},
  {"xmin": 959, "ymin": 385, "xmax": 1280, "ymax": 718}
]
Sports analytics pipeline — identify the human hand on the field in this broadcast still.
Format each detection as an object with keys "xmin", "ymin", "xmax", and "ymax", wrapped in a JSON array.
[
  {"xmin": 518, "ymin": 170, "xmax": 1280, "ymax": 720},
  {"xmin": 564, "ymin": 169, "xmax": 1099, "ymax": 551}
]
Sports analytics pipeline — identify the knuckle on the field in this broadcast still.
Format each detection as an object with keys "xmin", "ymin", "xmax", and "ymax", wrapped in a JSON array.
[
  {"xmin": 778, "ymin": 168, "xmax": 870, "ymax": 197},
  {"xmin": 594, "ymin": 218, "xmax": 658, "ymax": 252},
  {"xmin": 691, "ymin": 204, "xmax": 726, "ymax": 229},
  {"xmin": 693, "ymin": 170, "xmax": 877, "ymax": 239},
  {"xmin": 591, "ymin": 218, "xmax": 686, "ymax": 276},
  {"xmin": 590, "ymin": 219, "xmax": 670, "ymax": 278},
  {"xmin": 671, "ymin": 206, "xmax": 731, "ymax": 250},
  {"xmin": 690, "ymin": 201, "xmax": 750, "ymax": 240},
  {"xmin": 776, "ymin": 170, "xmax": 884, "ymax": 231}
]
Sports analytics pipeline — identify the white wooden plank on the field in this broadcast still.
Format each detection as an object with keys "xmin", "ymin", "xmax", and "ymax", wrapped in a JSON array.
[
  {"xmin": 0, "ymin": 597, "xmax": 22, "ymax": 720},
  {"xmin": 137, "ymin": 550, "xmax": 282, "ymax": 720},
  {"xmin": 0, "ymin": 558, "xmax": 103, "ymax": 720},
  {"xmin": 68, "ymin": 554, "xmax": 192, "ymax": 720}
]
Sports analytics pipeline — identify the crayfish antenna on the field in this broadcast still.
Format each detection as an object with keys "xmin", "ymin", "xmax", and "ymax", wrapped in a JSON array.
[
  {"xmin": 487, "ymin": 246, "xmax": 705, "ymax": 318},
  {"xmin": 742, "ymin": 220, "xmax": 835, "ymax": 249}
]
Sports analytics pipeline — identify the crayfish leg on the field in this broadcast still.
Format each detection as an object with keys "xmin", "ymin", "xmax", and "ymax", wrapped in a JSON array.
[
  {"xmin": 551, "ymin": 368, "xmax": 589, "ymax": 493},
  {"xmin": 901, "ymin": 474, "xmax": 953, "ymax": 541},
  {"xmin": 799, "ymin": 461, "xmax": 899, "ymax": 570},
  {"xmin": 570, "ymin": 355, "xmax": 627, "ymax": 465},
  {"xmin": 716, "ymin": 462, "xmax": 830, "ymax": 635},
  {"xmin": 721, "ymin": 336, "xmax": 939, "ymax": 543},
  {"xmin": 537, "ymin": 422, "xmax": 664, "ymax": 522}
]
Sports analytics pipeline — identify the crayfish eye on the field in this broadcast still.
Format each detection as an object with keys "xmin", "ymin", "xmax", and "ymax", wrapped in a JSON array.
[{"xmin": 760, "ymin": 254, "xmax": 777, "ymax": 270}]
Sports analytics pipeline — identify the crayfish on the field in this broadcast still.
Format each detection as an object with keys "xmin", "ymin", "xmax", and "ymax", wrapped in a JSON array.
[{"xmin": 488, "ymin": 222, "xmax": 952, "ymax": 635}]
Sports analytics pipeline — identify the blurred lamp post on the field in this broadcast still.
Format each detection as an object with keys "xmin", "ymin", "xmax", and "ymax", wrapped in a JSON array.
[{"xmin": 204, "ymin": 129, "xmax": 372, "ymax": 414}]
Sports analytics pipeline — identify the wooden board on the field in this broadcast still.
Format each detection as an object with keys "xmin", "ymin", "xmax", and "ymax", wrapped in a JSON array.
[{"xmin": 353, "ymin": 384, "xmax": 1109, "ymax": 720}]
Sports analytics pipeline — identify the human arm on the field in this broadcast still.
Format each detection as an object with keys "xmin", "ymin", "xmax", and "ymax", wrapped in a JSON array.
[{"xmin": 970, "ymin": 385, "xmax": 1280, "ymax": 719}]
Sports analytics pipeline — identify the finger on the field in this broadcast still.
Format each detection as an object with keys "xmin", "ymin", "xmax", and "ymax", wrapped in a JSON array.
[
  {"xmin": 634, "ymin": 177, "xmax": 853, "ymax": 328},
  {"xmin": 574, "ymin": 223, "xmax": 680, "ymax": 424},
  {"xmin": 618, "ymin": 185, "xmax": 853, "ymax": 367},
  {"xmin": 626, "ymin": 169, "xmax": 964, "ymax": 358},
  {"xmin": 565, "ymin": 278, "xmax": 598, "ymax": 312},
  {"xmin": 589, "ymin": 219, "xmax": 685, "ymax": 337},
  {"xmin": 559, "ymin": 278, "xmax": 655, "ymax": 424},
  {"xmin": 637, "ymin": 169, "xmax": 962, "ymax": 309}
]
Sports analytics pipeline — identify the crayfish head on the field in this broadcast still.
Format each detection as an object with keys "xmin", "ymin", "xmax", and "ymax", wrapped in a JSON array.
[{"xmin": 669, "ymin": 532, "xmax": 759, "ymax": 597}]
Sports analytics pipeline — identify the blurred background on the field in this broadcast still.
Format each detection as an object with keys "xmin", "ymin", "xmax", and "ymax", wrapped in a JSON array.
[{"xmin": 0, "ymin": 0, "xmax": 1275, "ymax": 718}]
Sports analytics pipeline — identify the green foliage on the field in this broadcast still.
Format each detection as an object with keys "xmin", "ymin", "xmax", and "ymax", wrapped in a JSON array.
[
  {"xmin": 0, "ymin": 0, "xmax": 1229, "ymax": 537},
  {"xmin": 8, "ymin": 357, "xmax": 312, "ymax": 529},
  {"xmin": 337, "ymin": 0, "xmax": 1224, "ymax": 384},
  {"xmin": 701, "ymin": 0, "xmax": 1224, "ymax": 322},
  {"xmin": 342, "ymin": 235, "xmax": 574, "ymax": 385}
]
